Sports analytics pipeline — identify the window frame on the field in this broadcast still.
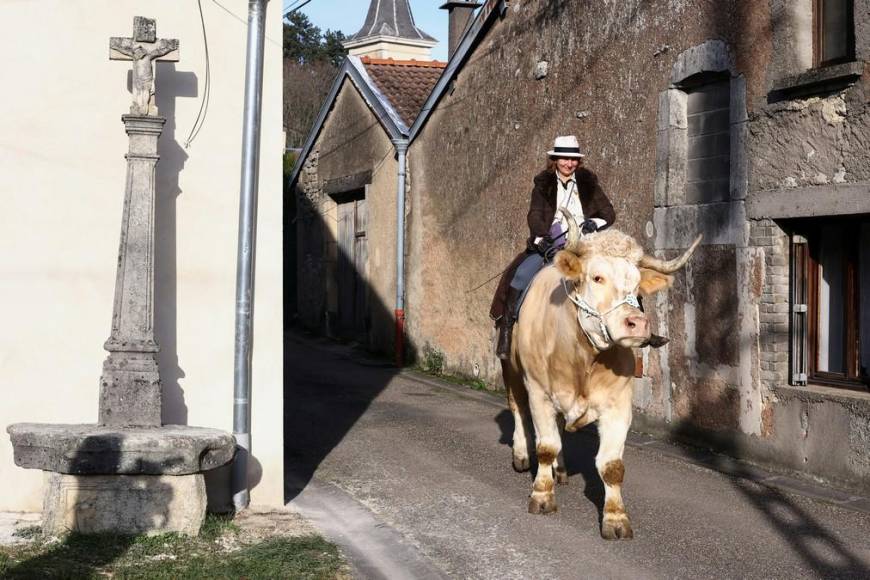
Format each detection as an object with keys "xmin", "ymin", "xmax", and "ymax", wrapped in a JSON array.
[{"xmin": 790, "ymin": 217, "xmax": 868, "ymax": 392}]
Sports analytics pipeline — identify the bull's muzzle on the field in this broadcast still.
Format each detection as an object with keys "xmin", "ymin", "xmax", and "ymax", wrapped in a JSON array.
[{"xmin": 605, "ymin": 308, "xmax": 652, "ymax": 348}]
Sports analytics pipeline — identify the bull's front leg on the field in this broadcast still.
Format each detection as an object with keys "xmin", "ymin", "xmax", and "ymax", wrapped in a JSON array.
[
  {"xmin": 527, "ymin": 385, "xmax": 561, "ymax": 514},
  {"xmin": 596, "ymin": 404, "xmax": 634, "ymax": 540}
]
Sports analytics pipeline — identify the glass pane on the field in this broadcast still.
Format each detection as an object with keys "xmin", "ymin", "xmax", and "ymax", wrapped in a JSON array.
[
  {"xmin": 817, "ymin": 225, "xmax": 846, "ymax": 373},
  {"xmin": 686, "ymin": 79, "xmax": 731, "ymax": 204},
  {"xmin": 822, "ymin": 0, "xmax": 851, "ymax": 62},
  {"xmin": 860, "ymin": 222, "xmax": 870, "ymax": 379}
]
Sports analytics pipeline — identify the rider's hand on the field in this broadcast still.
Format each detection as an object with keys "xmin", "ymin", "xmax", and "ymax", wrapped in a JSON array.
[
  {"xmin": 535, "ymin": 235, "xmax": 554, "ymax": 256},
  {"xmin": 580, "ymin": 219, "xmax": 599, "ymax": 235}
]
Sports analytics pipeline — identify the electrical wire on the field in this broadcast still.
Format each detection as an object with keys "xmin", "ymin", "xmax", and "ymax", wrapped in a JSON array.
[
  {"xmin": 211, "ymin": 0, "xmax": 283, "ymax": 47},
  {"xmin": 284, "ymin": 0, "xmax": 315, "ymax": 17},
  {"xmin": 184, "ymin": 0, "xmax": 212, "ymax": 149}
]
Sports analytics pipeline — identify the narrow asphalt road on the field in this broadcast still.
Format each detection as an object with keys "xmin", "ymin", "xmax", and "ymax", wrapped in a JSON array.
[{"xmin": 284, "ymin": 332, "xmax": 870, "ymax": 579}]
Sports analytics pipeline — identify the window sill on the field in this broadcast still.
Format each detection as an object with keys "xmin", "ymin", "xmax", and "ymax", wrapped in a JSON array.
[
  {"xmin": 768, "ymin": 61, "xmax": 864, "ymax": 102},
  {"xmin": 746, "ymin": 181, "xmax": 870, "ymax": 219},
  {"xmin": 774, "ymin": 382, "xmax": 870, "ymax": 405}
]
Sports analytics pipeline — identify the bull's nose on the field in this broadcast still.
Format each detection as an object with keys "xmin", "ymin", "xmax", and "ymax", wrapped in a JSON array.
[{"xmin": 624, "ymin": 315, "xmax": 649, "ymax": 337}]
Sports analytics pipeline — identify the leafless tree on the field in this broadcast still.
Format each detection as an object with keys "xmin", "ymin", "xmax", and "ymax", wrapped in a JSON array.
[{"xmin": 283, "ymin": 59, "xmax": 340, "ymax": 149}]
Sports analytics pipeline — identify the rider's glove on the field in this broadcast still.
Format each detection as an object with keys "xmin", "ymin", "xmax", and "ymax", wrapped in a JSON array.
[
  {"xmin": 534, "ymin": 235, "xmax": 554, "ymax": 256},
  {"xmin": 580, "ymin": 219, "xmax": 599, "ymax": 235}
]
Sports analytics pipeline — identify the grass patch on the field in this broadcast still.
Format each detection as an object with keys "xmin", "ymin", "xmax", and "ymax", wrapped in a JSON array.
[
  {"xmin": 0, "ymin": 521, "xmax": 345, "ymax": 579},
  {"xmin": 198, "ymin": 512, "xmax": 240, "ymax": 542}
]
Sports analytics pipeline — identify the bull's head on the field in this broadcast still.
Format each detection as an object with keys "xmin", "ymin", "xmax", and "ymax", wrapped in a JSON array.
[{"xmin": 553, "ymin": 209, "xmax": 701, "ymax": 351}]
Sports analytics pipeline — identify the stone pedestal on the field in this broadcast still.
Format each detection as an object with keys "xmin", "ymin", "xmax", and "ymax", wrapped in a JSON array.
[
  {"xmin": 8, "ymin": 424, "xmax": 235, "ymax": 536},
  {"xmin": 43, "ymin": 472, "xmax": 206, "ymax": 536}
]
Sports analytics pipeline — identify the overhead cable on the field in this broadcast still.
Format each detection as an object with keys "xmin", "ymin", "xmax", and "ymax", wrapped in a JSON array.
[{"xmin": 184, "ymin": 0, "xmax": 212, "ymax": 149}]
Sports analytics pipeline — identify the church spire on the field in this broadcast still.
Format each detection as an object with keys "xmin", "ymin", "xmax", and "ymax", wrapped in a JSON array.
[{"xmin": 343, "ymin": 0, "xmax": 438, "ymax": 61}]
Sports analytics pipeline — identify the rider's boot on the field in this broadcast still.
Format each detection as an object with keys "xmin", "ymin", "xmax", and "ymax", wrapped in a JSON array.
[{"xmin": 497, "ymin": 288, "xmax": 523, "ymax": 359}]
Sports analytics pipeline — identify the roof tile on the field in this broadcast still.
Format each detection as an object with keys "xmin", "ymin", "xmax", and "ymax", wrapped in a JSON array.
[{"xmin": 361, "ymin": 58, "xmax": 447, "ymax": 127}]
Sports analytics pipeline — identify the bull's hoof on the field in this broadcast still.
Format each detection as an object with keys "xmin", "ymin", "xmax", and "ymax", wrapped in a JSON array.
[
  {"xmin": 601, "ymin": 515, "xmax": 634, "ymax": 540},
  {"xmin": 512, "ymin": 455, "xmax": 530, "ymax": 472},
  {"xmin": 555, "ymin": 469, "xmax": 569, "ymax": 485},
  {"xmin": 528, "ymin": 492, "xmax": 558, "ymax": 515}
]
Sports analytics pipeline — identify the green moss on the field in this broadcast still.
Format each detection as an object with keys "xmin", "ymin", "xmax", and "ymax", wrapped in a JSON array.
[
  {"xmin": 11, "ymin": 526, "xmax": 41, "ymax": 540},
  {"xmin": 414, "ymin": 364, "xmax": 502, "ymax": 395}
]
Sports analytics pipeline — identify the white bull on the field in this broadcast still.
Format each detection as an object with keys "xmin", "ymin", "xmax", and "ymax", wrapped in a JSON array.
[{"xmin": 502, "ymin": 212, "xmax": 700, "ymax": 539}]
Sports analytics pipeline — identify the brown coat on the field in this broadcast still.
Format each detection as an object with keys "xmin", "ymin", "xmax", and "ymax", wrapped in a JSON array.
[{"xmin": 489, "ymin": 167, "xmax": 616, "ymax": 320}]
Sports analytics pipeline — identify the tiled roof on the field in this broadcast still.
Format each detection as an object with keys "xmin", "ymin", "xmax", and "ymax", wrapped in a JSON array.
[
  {"xmin": 361, "ymin": 57, "xmax": 447, "ymax": 127},
  {"xmin": 347, "ymin": 0, "xmax": 436, "ymax": 42}
]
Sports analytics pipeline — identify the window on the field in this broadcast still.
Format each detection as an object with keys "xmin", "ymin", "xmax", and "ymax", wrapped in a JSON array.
[
  {"xmin": 790, "ymin": 217, "xmax": 870, "ymax": 390},
  {"xmin": 815, "ymin": 0, "xmax": 855, "ymax": 67},
  {"xmin": 684, "ymin": 73, "xmax": 731, "ymax": 204}
]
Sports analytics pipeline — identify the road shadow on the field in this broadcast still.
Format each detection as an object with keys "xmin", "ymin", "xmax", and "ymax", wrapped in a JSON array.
[{"xmin": 673, "ymin": 413, "xmax": 870, "ymax": 577}]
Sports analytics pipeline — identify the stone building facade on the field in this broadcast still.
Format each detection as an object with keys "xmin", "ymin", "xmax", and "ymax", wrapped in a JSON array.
[{"xmin": 402, "ymin": 0, "xmax": 870, "ymax": 492}]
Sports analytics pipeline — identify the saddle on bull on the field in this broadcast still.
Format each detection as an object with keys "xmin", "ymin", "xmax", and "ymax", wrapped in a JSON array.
[{"xmin": 502, "ymin": 209, "xmax": 700, "ymax": 540}]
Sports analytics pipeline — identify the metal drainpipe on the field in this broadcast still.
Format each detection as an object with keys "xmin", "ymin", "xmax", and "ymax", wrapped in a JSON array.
[
  {"xmin": 393, "ymin": 139, "xmax": 409, "ymax": 368},
  {"xmin": 232, "ymin": 0, "xmax": 269, "ymax": 512}
]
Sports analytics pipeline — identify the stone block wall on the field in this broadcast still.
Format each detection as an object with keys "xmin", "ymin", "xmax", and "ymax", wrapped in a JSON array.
[{"xmin": 750, "ymin": 219, "xmax": 790, "ymax": 393}]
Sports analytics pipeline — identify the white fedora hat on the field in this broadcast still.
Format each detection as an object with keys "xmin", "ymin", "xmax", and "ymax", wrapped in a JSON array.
[{"xmin": 547, "ymin": 135, "xmax": 585, "ymax": 158}]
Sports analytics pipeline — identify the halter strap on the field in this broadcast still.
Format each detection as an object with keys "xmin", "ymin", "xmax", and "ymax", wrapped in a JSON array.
[{"xmin": 561, "ymin": 277, "xmax": 640, "ymax": 349}]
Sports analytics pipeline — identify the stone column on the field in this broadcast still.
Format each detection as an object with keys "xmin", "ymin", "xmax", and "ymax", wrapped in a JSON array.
[{"xmin": 99, "ymin": 115, "xmax": 166, "ymax": 427}]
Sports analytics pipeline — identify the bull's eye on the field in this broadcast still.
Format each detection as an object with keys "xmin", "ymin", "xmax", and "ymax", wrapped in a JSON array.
[{"xmin": 593, "ymin": 275, "xmax": 604, "ymax": 284}]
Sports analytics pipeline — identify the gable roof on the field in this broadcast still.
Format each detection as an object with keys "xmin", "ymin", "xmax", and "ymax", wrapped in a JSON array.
[
  {"xmin": 290, "ymin": 0, "xmax": 508, "ymax": 188},
  {"xmin": 347, "ymin": 0, "xmax": 436, "ymax": 43},
  {"xmin": 289, "ymin": 55, "xmax": 443, "ymax": 187},
  {"xmin": 361, "ymin": 57, "xmax": 447, "ymax": 127}
]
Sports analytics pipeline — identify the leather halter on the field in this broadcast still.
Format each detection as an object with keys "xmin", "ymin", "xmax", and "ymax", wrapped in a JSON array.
[{"xmin": 561, "ymin": 277, "xmax": 640, "ymax": 349}]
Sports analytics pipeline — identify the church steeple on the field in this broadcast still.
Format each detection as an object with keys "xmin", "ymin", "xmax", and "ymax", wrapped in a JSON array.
[{"xmin": 343, "ymin": 0, "xmax": 438, "ymax": 60}]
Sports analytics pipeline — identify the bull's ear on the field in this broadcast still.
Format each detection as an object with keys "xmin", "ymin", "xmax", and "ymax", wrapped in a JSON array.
[
  {"xmin": 638, "ymin": 268, "xmax": 673, "ymax": 295},
  {"xmin": 554, "ymin": 250, "xmax": 584, "ymax": 280}
]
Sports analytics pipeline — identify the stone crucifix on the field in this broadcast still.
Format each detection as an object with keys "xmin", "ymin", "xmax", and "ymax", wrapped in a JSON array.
[{"xmin": 110, "ymin": 16, "xmax": 179, "ymax": 116}]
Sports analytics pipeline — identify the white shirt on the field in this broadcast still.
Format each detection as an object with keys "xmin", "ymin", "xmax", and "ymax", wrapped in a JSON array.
[
  {"xmin": 554, "ymin": 174, "xmax": 584, "ymax": 231},
  {"xmin": 535, "ymin": 173, "xmax": 607, "ymax": 244}
]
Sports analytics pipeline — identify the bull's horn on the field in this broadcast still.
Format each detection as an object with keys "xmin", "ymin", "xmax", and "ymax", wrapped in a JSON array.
[
  {"xmin": 639, "ymin": 234, "xmax": 703, "ymax": 273},
  {"xmin": 560, "ymin": 207, "xmax": 581, "ymax": 253}
]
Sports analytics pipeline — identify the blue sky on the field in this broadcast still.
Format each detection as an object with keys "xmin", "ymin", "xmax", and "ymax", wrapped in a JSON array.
[{"xmin": 282, "ymin": 0, "xmax": 450, "ymax": 61}]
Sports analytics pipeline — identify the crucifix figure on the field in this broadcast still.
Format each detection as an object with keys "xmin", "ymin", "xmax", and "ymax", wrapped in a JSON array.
[{"xmin": 110, "ymin": 16, "xmax": 179, "ymax": 116}]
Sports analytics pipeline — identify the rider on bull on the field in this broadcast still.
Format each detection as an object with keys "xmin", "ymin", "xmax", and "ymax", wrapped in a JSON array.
[{"xmin": 490, "ymin": 135, "xmax": 668, "ymax": 359}]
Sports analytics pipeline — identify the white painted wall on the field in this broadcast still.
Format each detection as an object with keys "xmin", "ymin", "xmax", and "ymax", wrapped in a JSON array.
[{"xmin": 0, "ymin": 0, "xmax": 284, "ymax": 511}]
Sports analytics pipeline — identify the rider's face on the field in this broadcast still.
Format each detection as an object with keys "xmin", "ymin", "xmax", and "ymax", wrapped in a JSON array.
[{"xmin": 555, "ymin": 157, "xmax": 580, "ymax": 178}]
